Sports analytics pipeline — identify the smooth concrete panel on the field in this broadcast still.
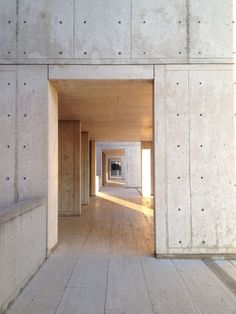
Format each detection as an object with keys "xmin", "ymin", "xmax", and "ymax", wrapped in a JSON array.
[
  {"xmin": 189, "ymin": 0, "xmax": 235, "ymax": 59},
  {"xmin": 132, "ymin": 0, "xmax": 187, "ymax": 59},
  {"xmin": 156, "ymin": 64, "xmax": 236, "ymax": 255},
  {"xmin": 0, "ymin": 67, "xmax": 17, "ymax": 207},
  {"xmin": 0, "ymin": 199, "xmax": 46, "ymax": 313},
  {"xmin": 189, "ymin": 68, "xmax": 236, "ymax": 249},
  {"xmin": 165, "ymin": 69, "xmax": 191, "ymax": 249},
  {"xmin": 75, "ymin": 0, "xmax": 130, "ymax": 58},
  {"xmin": 0, "ymin": 1, "xmax": 17, "ymax": 59},
  {"xmin": 189, "ymin": 69, "xmax": 234, "ymax": 114},
  {"xmin": 167, "ymin": 113, "xmax": 191, "ymax": 248},
  {"xmin": 125, "ymin": 144, "xmax": 141, "ymax": 188},
  {"xmin": 154, "ymin": 65, "xmax": 167, "ymax": 254},
  {"xmin": 18, "ymin": 0, "xmax": 73, "ymax": 58},
  {"xmin": 17, "ymin": 65, "xmax": 48, "ymax": 200},
  {"xmin": 49, "ymin": 65, "xmax": 154, "ymax": 80},
  {"xmin": 165, "ymin": 70, "xmax": 189, "ymax": 113}
]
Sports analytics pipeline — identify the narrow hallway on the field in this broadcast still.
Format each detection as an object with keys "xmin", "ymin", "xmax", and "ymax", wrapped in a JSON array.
[{"xmin": 7, "ymin": 188, "xmax": 236, "ymax": 314}]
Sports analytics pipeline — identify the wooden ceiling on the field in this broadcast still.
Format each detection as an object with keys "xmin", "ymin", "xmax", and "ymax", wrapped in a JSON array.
[
  {"xmin": 53, "ymin": 79, "xmax": 153, "ymax": 141},
  {"xmin": 103, "ymin": 149, "xmax": 125, "ymax": 157}
]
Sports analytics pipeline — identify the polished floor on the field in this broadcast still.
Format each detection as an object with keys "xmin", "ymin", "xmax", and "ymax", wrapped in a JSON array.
[{"xmin": 7, "ymin": 186, "xmax": 236, "ymax": 314}]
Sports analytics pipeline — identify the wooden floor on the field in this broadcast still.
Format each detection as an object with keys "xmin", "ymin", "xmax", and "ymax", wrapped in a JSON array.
[{"xmin": 7, "ymin": 187, "xmax": 236, "ymax": 314}]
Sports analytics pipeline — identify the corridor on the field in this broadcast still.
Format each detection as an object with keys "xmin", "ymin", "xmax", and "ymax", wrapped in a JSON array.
[{"xmin": 7, "ymin": 188, "xmax": 236, "ymax": 314}]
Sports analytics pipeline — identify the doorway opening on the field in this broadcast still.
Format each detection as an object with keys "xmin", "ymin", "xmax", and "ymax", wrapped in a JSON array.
[{"xmin": 51, "ymin": 78, "xmax": 154, "ymax": 256}]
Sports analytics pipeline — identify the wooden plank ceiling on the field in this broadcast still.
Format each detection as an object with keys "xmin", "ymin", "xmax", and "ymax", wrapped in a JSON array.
[{"xmin": 53, "ymin": 79, "xmax": 153, "ymax": 141}]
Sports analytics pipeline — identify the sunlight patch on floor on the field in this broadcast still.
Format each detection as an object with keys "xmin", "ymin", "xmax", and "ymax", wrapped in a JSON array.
[{"xmin": 96, "ymin": 191, "xmax": 153, "ymax": 217}]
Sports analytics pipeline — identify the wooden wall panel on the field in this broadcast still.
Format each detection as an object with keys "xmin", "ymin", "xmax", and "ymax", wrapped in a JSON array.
[
  {"xmin": 58, "ymin": 121, "xmax": 81, "ymax": 215},
  {"xmin": 81, "ymin": 132, "xmax": 90, "ymax": 204}
]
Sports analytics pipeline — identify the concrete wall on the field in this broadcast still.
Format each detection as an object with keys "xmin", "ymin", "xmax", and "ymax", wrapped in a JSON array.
[
  {"xmin": 0, "ymin": 65, "xmax": 47, "ymax": 205},
  {"xmin": 1, "ymin": 1, "xmax": 234, "ymax": 64},
  {"xmin": 96, "ymin": 142, "xmax": 141, "ymax": 188},
  {"xmin": 0, "ymin": 65, "xmax": 54, "ymax": 248},
  {"xmin": 155, "ymin": 64, "xmax": 236, "ymax": 255},
  {"xmin": 0, "ymin": 0, "xmax": 235, "ymax": 270},
  {"xmin": 0, "ymin": 198, "xmax": 46, "ymax": 314}
]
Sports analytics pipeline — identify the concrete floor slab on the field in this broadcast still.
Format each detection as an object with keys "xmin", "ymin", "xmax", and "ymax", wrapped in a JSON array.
[{"xmin": 7, "ymin": 187, "xmax": 236, "ymax": 314}]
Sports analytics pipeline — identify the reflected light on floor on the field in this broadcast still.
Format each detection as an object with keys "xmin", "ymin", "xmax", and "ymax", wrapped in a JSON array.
[
  {"xmin": 106, "ymin": 179, "xmax": 125, "ymax": 186},
  {"xmin": 97, "ymin": 191, "xmax": 153, "ymax": 217}
]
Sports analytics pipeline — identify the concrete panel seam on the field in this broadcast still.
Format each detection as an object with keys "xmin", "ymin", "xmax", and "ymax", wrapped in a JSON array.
[
  {"xmin": 73, "ymin": 0, "xmax": 75, "ymax": 58},
  {"xmin": 186, "ymin": 0, "xmax": 190, "ymax": 62},
  {"xmin": 164, "ymin": 65, "xmax": 169, "ymax": 253},
  {"xmin": 14, "ymin": 65, "xmax": 19, "ymax": 201},
  {"xmin": 187, "ymin": 69, "xmax": 192, "ymax": 248},
  {"xmin": 130, "ymin": 0, "xmax": 132, "ymax": 59}
]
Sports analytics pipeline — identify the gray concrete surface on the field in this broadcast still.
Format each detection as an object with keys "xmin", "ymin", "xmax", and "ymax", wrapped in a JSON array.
[
  {"xmin": 0, "ymin": 1, "xmax": 236, "ymax": 312},
  {"xmin": 0, "ymin": 198, "xmax": 46, "ymax": 314}
]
